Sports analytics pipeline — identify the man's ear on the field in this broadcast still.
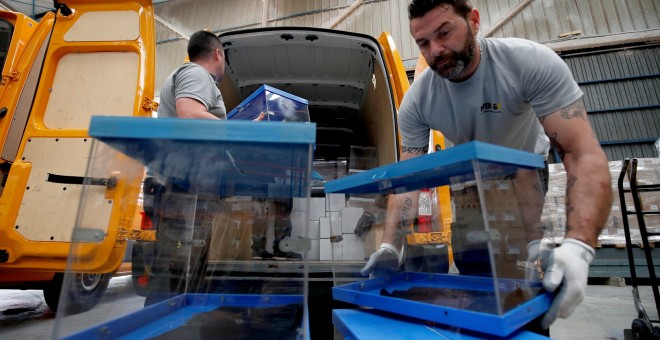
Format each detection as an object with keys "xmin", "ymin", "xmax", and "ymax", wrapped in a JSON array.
[{"xmin": 468, "ymin": 8, "xmax": 480, "ymax": 34}]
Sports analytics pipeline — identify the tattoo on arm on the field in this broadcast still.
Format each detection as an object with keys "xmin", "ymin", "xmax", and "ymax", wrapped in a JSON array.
[
  {"xmin": 565, "ymin": 174, "xmax": 577, "ymax": 221},
  {"xmin": 401, "ymin": 146, "xmax": 429, "ymax": 155},
  {"xmin": 540, "ymin": 98, "xmax": 592, "ymax": 161},
  {"xmin": 559, "ymin": 99, "xmax": 587, "ymax": 121},
  {"xmin": 400, "ymin": 197, "xmax": 414, "ymax": 226}
]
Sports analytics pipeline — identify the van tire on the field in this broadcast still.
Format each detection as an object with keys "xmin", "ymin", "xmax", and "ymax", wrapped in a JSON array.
[{"xmin": 43, "ymin": 272, "xmax": 112, "ymax": 315}]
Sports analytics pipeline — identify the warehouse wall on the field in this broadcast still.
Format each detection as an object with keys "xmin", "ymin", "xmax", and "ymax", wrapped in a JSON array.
[
  {"xmin": 560, "ymin": 45, "xmax": 660, "ymax": 161},
  {"xmin": 154, "ymin": 0, "xmax": 660, "ymax": 89},
  {"xmin": 153, "ymin": 0, "xmax": 660, "ymax": 161}
]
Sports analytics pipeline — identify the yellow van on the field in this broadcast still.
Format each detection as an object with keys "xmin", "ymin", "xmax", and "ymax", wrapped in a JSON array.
[{"xmin": 0, "ymin": 0, "xmax": 156, "ymax": 314}]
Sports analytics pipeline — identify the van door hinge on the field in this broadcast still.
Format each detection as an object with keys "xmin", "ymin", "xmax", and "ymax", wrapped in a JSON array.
[
  {"xmin": 1, "ymin": 70, "xmax": 21, "ymax": 85},
  {"xmin": 142, "ymin": 97, "xmax": 159, "ymax": 112}
]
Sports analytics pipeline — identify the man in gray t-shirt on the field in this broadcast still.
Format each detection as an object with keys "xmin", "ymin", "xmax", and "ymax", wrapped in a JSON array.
[
  {"xmin": 146, "ymin": 31, "xmax": 227, "ymax": 306},
  {"xmin": 361, "ymin": 0, "xmax": 612, "ymax": 330},
  {"xmin": 158, "ymin": 31, "xmax": 226, "ymax": 119}
]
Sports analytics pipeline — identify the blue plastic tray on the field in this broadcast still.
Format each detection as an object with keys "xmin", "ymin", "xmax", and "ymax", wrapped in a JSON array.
[
  {"xmin": 88, "ymin": 116, "xmax": 316, "ymax": 197},
  {"xmin": 333, "ymin": 309, "xmax": 549, "ymax": 340},
  {"xmin": 62, "ymin": 293, "xmax": 304, "ymax": 340},
  {"xmin": 332, "ymin": 272, "xmax": 551, "ymax": 337},
  {"xmin": 323, "ymin": 141, "xmax": 544, "ymax": 194}
]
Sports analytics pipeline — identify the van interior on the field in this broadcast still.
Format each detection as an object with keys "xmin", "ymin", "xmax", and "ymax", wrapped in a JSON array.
[{"xmin": 218, "ymin": 28, "xmax": 400, "ymax": 186}]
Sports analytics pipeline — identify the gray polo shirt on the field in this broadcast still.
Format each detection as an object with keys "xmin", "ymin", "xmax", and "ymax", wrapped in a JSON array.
[
  {"xmin": 158, "ymin": 62, "xmax": 226, "ymax": 119},
  {"xmin": 398, "ymin": 37, "xmax": 583, "ymax": 158}
]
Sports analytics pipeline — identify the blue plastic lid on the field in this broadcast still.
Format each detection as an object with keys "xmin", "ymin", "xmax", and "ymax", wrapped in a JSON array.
[{"xmin": 324, "ymin": 141, "xmax": 544, "ymax": 194}]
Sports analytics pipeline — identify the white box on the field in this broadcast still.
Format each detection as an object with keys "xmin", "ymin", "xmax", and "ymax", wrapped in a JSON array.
[
  {"xmin": 328, "ymin": 211, "xmax": 342, "ymax": 236},
  {"xmin": 309, "ymin": 197, "xmax": 326, "ymax": 220},
  {"xmin": 327, "ymin": 193, "xmax": 345, "ymax": 212},
  {"xmin": 289, "ymin": 212, "xmax": 307, "ymax": 238},
  {"xmin": 320, "ymin": 217, "xmax": 331, "ymax": 239},
  {"xmin": 341, "ymin": 207, "xmax": 364, "ymax": 234},
  {"xmin": 341, "ymin": 233, "xmax": 365, "ymax": 260},
  {"xmin": 320, "ymin": 238, "xmax": 333, "ymax": 260},
  {"xmin": 308, "ymin": 239, "xmax": 320, "ymax": 260},
  {"xmin": 307, "ymin": 219, "xmax": 320, "ymax": 240}
]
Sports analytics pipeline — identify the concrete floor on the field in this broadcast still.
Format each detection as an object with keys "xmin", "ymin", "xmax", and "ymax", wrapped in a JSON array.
[
  {"xmin": 551, "ymin": 283, "xmax": 657, "ymax": 340},
  {"xmin": 0, "ymin": 276, "xmax": 657, "ymax": 339}
]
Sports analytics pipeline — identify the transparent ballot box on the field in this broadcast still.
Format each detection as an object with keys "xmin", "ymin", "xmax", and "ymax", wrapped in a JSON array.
[
  {"xmin": 227, "ymin": 85, "xmax": 311, "ymax": 122},
  {"xmin": 53, "ymin": 116, "xmax": 316, "ymax": 339},
  {"xmin": 324, "ymin": 141, "xmax": 552, "ymax": 338}
]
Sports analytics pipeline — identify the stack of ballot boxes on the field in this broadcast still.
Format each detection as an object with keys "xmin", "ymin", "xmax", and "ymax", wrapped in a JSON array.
[
  {"xmin": 54, "ymin": 88, "xmax": 315, "ymax": 339},
  {"xmin": 325, "ymin": 142, "xmax": 553, "ymax": 338}
]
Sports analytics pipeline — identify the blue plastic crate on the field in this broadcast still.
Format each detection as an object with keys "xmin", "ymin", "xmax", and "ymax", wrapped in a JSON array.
[
  {"xmin": 62, "ymin": 294, "xmax": 305, "ymax": 340},
  {"xmin": 332, "ymin": 272, "xmax": 552, "ymax": 338},
  {"xmin": 227, "ymin": 85, "xmax": 310, "ymax": 122},
  {"xmin": 332, "ymin": 309, "xmax": 549, "ymax": 339},
  {"xmin": 88, "ymin": 116, "xmax": 316, "ymax": 197}
]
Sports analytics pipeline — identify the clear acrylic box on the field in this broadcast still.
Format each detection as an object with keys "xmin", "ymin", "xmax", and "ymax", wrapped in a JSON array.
[
  {"xmin": 53, "ymin": 116, "xmax": 315, "ymax": 339},
  {"xmin": 227, "ymin": 85, "xmax": 310, "ymax": 122},
  {"xmin": 325, "ymin": 141, "xmax": 553, "ymax": 337}
]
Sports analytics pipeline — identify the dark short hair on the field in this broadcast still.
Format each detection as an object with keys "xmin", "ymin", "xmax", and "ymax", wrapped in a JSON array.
[
  {"xmin": 187, "ymin": 30, "xmax": 222, "ymax": 62},
  {"xmin": 408, "ymin": 0, "xmax": 472, "ymax": 20}
]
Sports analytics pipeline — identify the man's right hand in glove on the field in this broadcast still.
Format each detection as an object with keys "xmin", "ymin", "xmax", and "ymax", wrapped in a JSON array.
[{"xmin": 360, "ymin": 243, "xmax": 402, "ymax": 277}]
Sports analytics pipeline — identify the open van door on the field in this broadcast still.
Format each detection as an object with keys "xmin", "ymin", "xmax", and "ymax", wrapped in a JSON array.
[
  {"xmin": 0, "ymin": 0, "xmax": 156, "ymax": 314},
  {"xmin": 378, "ymin": 32, "xmax": 454, "ymax": 264}
]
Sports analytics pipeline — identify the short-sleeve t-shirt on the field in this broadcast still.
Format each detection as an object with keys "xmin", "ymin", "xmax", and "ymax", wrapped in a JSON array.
[
  {"xmin": 398, "ymin": 37, "xmax": 583, "ymax": 158},
  {"xmin": 158, "ymin": 62, "xmax": 226, "ymax": 119}
]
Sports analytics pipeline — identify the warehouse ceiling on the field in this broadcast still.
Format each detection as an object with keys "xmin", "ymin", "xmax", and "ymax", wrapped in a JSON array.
[
  {"xmin": 0, "ymin": 0, "xmax": 173, "ymax": 18},
  {"xmin": 0, "ymin": 0, "xmax": 54, "ymax": 18}
]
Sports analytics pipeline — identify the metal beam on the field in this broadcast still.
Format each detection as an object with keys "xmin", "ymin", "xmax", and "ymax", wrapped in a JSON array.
[
  {"xmin": 261, "ymin": 0, "xmax": 269, "ymax": 28},
  {"xmin": 326, "ymin": 0, "xmax": 363, "ymax": 29},
  {"xmin": 483, "ymin": 0, "xmax": 533, "ymax": 38},
  {"xmin": 154, "ymin": 14, "xmax": 189, "ymax": 41}
]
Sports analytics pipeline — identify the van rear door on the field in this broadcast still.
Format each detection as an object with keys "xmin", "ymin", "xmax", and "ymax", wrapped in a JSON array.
[{"xmin": 0, "ymin": 0, "xmax": 156, "ymax": 275}]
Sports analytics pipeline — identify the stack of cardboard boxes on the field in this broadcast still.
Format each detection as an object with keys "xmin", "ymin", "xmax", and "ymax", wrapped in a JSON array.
[{"xmin": 541, "ymin": 158, "xmax": 660, "ymax": 246}]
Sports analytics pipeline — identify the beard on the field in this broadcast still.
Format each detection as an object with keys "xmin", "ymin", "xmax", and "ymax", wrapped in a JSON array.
[{"xmin": 429, "ymin": 28, "xmax": 477, "ymax": 80}]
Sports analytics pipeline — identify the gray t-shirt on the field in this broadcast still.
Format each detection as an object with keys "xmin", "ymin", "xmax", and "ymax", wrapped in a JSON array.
[
  {"xmin": 158, "ymin": 62, "xmax": 226, "ymax": 119},
  {"xmin": 398, "ymin": 37, "xmax": 583, "ymax": 158}
]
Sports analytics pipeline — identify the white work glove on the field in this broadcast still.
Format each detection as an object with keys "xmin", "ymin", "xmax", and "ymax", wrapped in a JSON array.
[
  {"xmin": 360, "ymin": 243, "xmax": 402, "ymax": 277},
  {"xmin": 541, "ymin": 238, "xmax": 595, "ymax": 329}
]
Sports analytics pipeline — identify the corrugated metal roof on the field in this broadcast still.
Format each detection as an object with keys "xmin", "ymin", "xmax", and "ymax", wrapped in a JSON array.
[{"xmin": 562, "ymin": 46, "xmax": 660, "ymax": 160}]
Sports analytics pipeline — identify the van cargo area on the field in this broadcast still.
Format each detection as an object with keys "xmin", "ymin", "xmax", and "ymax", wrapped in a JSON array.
[
  {"xmin": 220, "ymin": 28, "xmax": 399, "ymax": 176},
  {"xmin": 215, "ymin": 27, "xmax": 404, "ymax": 337}
]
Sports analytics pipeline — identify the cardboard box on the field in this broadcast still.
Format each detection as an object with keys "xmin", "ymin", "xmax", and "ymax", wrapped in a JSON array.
[{"xmin": 208, "ymin": 213, "xmax": 253, "ymax": 261}]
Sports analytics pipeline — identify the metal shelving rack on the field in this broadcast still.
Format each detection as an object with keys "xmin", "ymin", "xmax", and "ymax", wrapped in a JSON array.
[{"xmin": 617, "ymin": 158, "xmax": 660, "ymax": 339}]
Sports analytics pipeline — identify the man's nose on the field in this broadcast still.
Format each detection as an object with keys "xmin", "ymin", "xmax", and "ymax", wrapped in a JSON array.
[{"xmin": 429, "ymin": 39, "xmax": 445, "ymax": 57}]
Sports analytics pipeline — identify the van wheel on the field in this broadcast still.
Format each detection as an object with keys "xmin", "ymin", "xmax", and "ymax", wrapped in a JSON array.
[{"xmin": 43, "ymin": 272, "xmax": 112, "ymax": 315}]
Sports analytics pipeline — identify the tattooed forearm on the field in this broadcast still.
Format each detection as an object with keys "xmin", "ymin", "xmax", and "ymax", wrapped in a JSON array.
[
  {"xmin": 559, "ymin": 98, "xmax": 587, "ymax": 121},
  {"xmin": 401, "ymin": 145, "xmax": 429, "ymax": 155},
  {"xmin": 400, "ymin": 197, "xmax": 414, "ymax": 226},
  {"xmin": 565, "ymin": 174, "xmax": 577, "ymax": 220}
]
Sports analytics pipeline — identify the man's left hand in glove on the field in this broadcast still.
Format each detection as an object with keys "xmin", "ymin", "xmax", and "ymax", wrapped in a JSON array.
[{"xmin": 541, "ymin": 238, "xmax": 595, "ymax": 329}]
